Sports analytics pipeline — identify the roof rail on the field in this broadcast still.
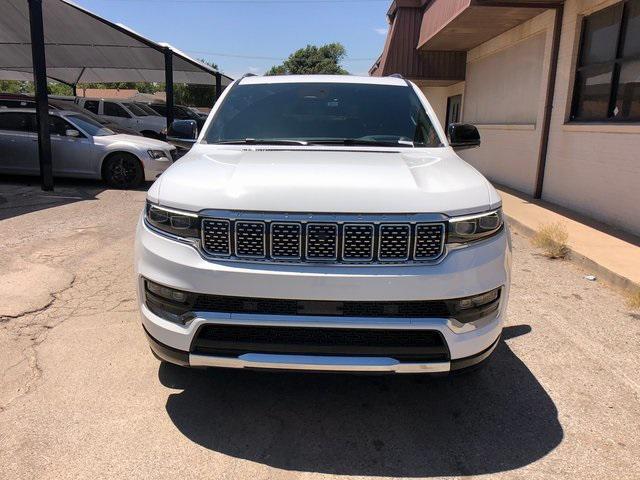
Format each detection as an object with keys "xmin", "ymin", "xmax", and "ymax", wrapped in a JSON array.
[
  {"xmin": 242, "ymin": 73, "xmax": 258, "ymax": 78},
  {"xmin": 387, "ymin": 73, "xmax": 404, "ymax": 79}
]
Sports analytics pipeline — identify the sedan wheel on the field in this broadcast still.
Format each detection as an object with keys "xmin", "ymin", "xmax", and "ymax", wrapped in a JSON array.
[{"xmin": 103, "ymin": 153, "xmax": 144, "ymax": 189}]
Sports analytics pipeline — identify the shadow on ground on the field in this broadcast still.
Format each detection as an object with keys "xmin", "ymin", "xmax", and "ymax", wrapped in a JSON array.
[
  {"xmin": 0, "ymin": 175, "xmax": 150, "ymax": 220},
  {"xmin": 160, "ymin": 325, "xmax": 562, "ymax": 477}
]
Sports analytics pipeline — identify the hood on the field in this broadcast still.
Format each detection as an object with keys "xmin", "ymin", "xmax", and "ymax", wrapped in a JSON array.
[
  {"xmin": 152, "ymin": 146, "xmax": 498, "ymax": 216},
  {"xmin": 104, "ymin": 134, "xmax": 174, "ymax": 150}
]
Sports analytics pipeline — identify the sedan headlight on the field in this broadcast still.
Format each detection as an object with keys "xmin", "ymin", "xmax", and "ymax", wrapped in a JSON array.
[
  {"xmin": 145, "ymin": 203, "xmax": 200, "ymax": 238},
  {"xmin": 448, "ymin": 209, "xmax": 503, "ymax": 244},
  {"xmin": 148, "ymin": 149, "xmax": 169, "ymax": 160}
]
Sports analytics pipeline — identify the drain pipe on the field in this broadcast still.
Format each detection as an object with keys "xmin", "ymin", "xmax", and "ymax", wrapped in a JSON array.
[{"xmin": 534, "ymin": 4, "xmax": 564, "ymax": 199}]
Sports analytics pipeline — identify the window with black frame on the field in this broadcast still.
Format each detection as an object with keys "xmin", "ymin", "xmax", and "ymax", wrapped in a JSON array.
[{"xmin": 571, "ymin": 0, "xmax": 640, "ymax": 122}]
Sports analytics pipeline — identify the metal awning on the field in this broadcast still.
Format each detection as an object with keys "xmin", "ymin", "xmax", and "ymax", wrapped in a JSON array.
[
  {"xmin": 0, "ymin": 0, "xmax": 233, "ymax": 86},
  {"xmin": 418, "ymin": 0, "xmax": 563, "ymax": 52}
]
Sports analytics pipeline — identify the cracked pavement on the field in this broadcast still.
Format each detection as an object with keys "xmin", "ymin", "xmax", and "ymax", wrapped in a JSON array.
[{"xmin": 0, "ymin": 178, "xmax": 639, "ymax": 480}]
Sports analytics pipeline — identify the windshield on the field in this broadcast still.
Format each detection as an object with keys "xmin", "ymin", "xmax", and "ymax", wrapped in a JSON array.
[
  {"xmin": 122, "ymin": 102, "xmax": 148, "ymax": 116},
  {"xmin": 203, "ymin": 82, "xmax": 442, "ymax": 147},
  {"xmin": 66, "ymin": 114, "xmax": 114, "ymax": 136}
]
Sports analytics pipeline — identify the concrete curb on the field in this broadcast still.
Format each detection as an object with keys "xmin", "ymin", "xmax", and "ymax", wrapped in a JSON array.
[{"xmin": 506, "ymin": 215, "xmax": 640, "ymax": 293}]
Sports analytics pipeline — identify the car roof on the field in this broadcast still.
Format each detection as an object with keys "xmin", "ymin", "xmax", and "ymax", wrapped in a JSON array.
[
  {"xmin": 237, "ymin": 75, "xmax": 409, "ymax": 87},
  {"xmin": 0, "ymin": 108, "xmax": 73, "ymax": 116}
]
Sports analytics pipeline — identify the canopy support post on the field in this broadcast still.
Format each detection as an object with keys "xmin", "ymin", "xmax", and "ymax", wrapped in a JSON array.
[
  {"xmin": 28, "ymin": 0, "xmax": 53, "ymax": 191},
  {"xmin": 215, "ymin": 72, "xmax": 222, "ymax": 101},
  {"xmin": 164, "ymin": 47, "xmax": 174, "ymax": 132}
]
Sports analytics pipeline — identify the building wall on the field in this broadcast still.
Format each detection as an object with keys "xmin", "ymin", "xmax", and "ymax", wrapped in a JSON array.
[
  {"xmin": 457, "ymin": 10, "xmax": 555, "ymax": 196},
  {"xmin": 542, "ymin": 0, "xmax": 640, "ymax": 236},
  {"xmin": 420, "ymin": 82, "xmax": 465, "ymax": 127},
  {"xmin": 418, "ymin": 0, "xmax": 640, "ymax": 235}
]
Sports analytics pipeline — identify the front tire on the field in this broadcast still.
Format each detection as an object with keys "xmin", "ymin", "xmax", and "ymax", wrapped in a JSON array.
[{"xmin": 102, "ymin": 153, "xmax": 144, "ymax": 189}]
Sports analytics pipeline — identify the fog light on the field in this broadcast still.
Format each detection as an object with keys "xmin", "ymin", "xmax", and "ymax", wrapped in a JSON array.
[
  {"xmin": 446, "ymin": 288, "xmax": 501, "ymax": 323},
  {"xmin": 144, "ymin": 280, "xmax": 195, "ymax": 324},
  {"xmin": 458, "ymin": 289, "xmax": 499, "ymax": 310}
]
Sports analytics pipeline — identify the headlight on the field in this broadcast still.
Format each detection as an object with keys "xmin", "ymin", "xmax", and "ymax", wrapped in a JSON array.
[
  {"xmin": 447, "ymin": 209, "xmax": 503, "ymax": 244},
  {"xmin": 148, "ymin": 149, "xmax": 168, "ymax": 160},
  {"xmin": 145, "ymin": 203, "xmax": 199, "ymax": 238}
]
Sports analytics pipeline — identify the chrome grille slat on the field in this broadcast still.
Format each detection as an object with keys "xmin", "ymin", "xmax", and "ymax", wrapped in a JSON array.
[{"xmin": 201, "ymin": 216, "xmax": 445, "ymax": 264}]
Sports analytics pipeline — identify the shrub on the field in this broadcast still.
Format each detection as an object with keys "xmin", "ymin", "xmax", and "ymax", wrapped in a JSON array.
[{"xmin": 533, "ymin": 222, "xmax": 570, "ymax": 259}]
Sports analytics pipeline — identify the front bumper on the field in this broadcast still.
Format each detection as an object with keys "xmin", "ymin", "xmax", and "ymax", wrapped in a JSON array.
[{"xmin": 135, "ymin": 215, "xmax": 511, "ymax": 373}]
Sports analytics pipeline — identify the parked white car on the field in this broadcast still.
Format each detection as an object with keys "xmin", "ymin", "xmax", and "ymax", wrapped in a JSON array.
[
  {"xmin": 0, "ymin": 109, "xmax": 177, "ymax": 188},
  {"xmin": 135, "ymin": 75, "xmax": 511, "ymax": 374},
  {"xmin": 76, "ymin": 98, "xmax": 167, "ymax": 139}
]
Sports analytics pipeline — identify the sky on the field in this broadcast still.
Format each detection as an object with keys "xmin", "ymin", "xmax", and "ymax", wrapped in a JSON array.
[{"xmin": 76, "ymin": 0, "xmax": 392, "ymax": 79}]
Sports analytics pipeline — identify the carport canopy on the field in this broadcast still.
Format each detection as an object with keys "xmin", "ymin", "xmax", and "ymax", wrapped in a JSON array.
[
  {"xmin": 0, "ymin": 0, "xmax": 233, "ymax": 192},
  {"xmin": 0, "ymin": 0, "xmax": 233, "ymax": 86}
]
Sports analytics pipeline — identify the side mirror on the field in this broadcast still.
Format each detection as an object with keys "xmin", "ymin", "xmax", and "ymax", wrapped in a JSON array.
[
  {"xmin": 167, "ymin": 119, "xmax": 198, "ymax": 149},
  {"xmin": 448, "ymin": 123, "xmax": 481, "ymax": 150},
  {"xmin": 65, "ymin": 129, "xmax": 80, "ymax": 138}
]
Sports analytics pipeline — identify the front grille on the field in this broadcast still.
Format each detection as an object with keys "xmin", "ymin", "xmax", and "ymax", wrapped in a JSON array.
[
  {"xmin": 200, "ymin": 215, "xmax": 446, "ymax": 264},
  {"xmin": 192, "ymin": 324, "xmax": 449, "ymax": 361}
]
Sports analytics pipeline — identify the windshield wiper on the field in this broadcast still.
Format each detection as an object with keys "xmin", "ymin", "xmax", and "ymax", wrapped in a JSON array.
[
  {"xmin": 211, "ymin": 138, "xmax": 308, "ymax": 145},
  {"xmin": 309, "ymin": 138, "xmax": 415, "ymax": 147}
]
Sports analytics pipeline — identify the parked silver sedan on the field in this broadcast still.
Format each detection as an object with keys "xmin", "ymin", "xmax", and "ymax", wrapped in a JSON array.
[{"xmin": 0, "ymin": 109, "xmax": 177, "ymax": 188}]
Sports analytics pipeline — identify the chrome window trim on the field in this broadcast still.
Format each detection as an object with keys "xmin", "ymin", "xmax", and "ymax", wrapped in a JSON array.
[
  {"xmin": 270, "ymin": 222, "xmax": 302, "ymax": 260},
  {"xmin": 341, "ymin": 223, "xmax": 375, "ymax": 262},
  {"xmin": 305, "ymin": 222, "xmax": 339, "ymax": 261},
  {"xmin": 234, "ymin": 220, "xmax": 267, "ymax": 258},
  {"xmin": 201, "ymin": 218, "xmax": 231, "ymax": 256},
  {"xmin": 378, "ymin": 223, "xmax": 411, "ymax": 262}
]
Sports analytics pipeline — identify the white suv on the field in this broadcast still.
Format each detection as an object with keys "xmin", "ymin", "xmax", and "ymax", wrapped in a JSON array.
[
  {"xmin": 135, "ymin": 75, "xmax": 511, "ymax": 374},
  {"xmin": 76, "ymin": 98, "xmax": 167, "ymax": 139}
]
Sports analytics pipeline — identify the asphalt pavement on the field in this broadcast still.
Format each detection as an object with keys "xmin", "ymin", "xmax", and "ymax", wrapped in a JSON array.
[{"xmin": 0, "ymin": 177, "xmax": 638, "ymax": 480}]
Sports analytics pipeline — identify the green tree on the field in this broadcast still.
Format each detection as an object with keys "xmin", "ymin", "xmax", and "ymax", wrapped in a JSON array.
[{"xmin": 266, "ymin": 43, "xmax": 348, "ymax": 76}]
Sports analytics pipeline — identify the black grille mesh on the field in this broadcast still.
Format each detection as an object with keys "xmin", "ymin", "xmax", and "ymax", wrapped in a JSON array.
[
  {"xmin": 343, "ymin": 224, "xmax": 374, "ymax": 260},
  {"xmin": 192, "ymin": 324, "xmax": 449, "ymax": 360},
  {"xmin": 379, "ymin": 225, "xmax": 411, "ymax": 260},
  {"xmin": 193, "ymin": 294, "xmax": 450, "ymax": 318},
  {"xmin": 202, "ymin": 219, "xmax": 230, "ymax": 255},
  {"xmin": 270, "ymin": 223, "xmax": 301, "ymax": 259},
  {"xmin": 415, "ymin": 224, "xmax": 445, "ymax": 259},
  {"xmin": 235, "ymin": 222, "xmax": 265, "ymax": 257},
  {"xmin": 306, "ymin": 224, "xmax": 338, "ymax": 260}
]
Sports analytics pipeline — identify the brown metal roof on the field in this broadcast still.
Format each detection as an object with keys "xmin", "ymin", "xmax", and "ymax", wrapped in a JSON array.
[{"xmin": 370, "ymin": 3, "xmax": 466, "ymax": 84}]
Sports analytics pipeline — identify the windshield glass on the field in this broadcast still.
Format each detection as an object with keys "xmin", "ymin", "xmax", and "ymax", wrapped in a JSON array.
[
  {"xmin": 122, "ymin": 102, "xmax": 148, "ymax": 116},
  {"xmin": 67, "ymin": 114, "xmax": 114, "ymax": 136},
  {"xmin": 203, "ymin": 82, "xmax": 442, "ymax": 147}
]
